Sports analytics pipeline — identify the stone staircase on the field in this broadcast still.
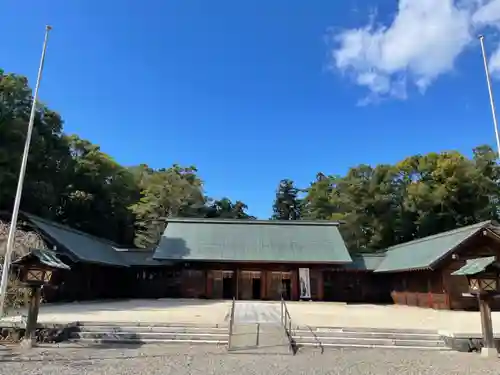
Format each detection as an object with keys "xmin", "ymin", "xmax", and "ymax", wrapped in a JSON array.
[
  {"xmin": 292, "ymin": 326, "xmax": 451, "ymax": 351},
  {"xmin": 229, "ymin": 323, "xmax": 292, "ymax": 354},
  {"xmin": 227, "ymin": 300, "xmax": 293, "ymax": 354},
  {"xmin": 69, "ymin": 322, "xmax": 228, "ymax": 346}
]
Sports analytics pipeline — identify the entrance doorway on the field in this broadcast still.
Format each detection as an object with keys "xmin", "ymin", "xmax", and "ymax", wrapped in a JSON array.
[
  {"xmin": 281, "ymin": 279, "xmax": 291, "ymax": 300},
  {"xmin": 252, "ymin": 278, "xmax": 261, "ymax": 299},
  {"xmin": 222, "ymin": 276, "xmax": 234, "ymax": 299}
]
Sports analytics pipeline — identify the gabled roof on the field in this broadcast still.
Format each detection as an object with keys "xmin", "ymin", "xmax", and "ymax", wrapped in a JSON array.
[
  {"xmin": 115, "ymin": 249, "xmax": 172, "ymax": 267},
  {"xmin": 12, "ymin": 248, "xmax": 70, "ymax": 270},
  {"xmin": 374, "ymin": 221, "xmax": 495, "ymax": 273},
  {"xmin": 153, "ymin": 218, "xmax": 352, "ymax": 263},
  {"xmin": 344, "ymin": 253, "xmax": 386, "ymax": 271},
  {"xmin": 24, "ymin": 214, "xmax": 130, "ymax": 267},
  {"xmin": 451, "ymin": 256, "xmax": 497, "ymax": 276}
]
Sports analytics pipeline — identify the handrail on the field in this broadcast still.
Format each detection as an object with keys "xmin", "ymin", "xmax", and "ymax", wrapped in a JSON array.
[
  {"xmin": 280, "ymin": 295, "xmax": 295, "ymax": 353},
  {"xmin": 228, "ymin": 297, "xmax": 236, "ymax": 349}
]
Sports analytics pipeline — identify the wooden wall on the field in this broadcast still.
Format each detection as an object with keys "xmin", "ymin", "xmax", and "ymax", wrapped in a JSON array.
[
  {"xmin": 43, "ymin": 263, "xmax": 133, "ymax": 302},
  {"xmin": 390, "ymin": 271, "xmax": 449, "ymax": 309},
  {"xmin": 323, "ymin": 270, "xmax": 392, "ymax": 303},
  {"xmin": 126, "ymin": 262, "xmax": 330, "ymax": 301}
]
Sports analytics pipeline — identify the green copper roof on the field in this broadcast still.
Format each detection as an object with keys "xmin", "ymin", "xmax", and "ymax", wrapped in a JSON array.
[
  {"xmin": 116, "ymin": 249, "xmax": 172, "ymax": 267},
  {"xmin": 25, "ymin": 214, "xmax": 130, "ymax": 267},
  {"xmin": 153, "ymin": 218, "xmax": 352, "ymax": 263},
  {"xmin": 375, "ymin": 221, "xmax": 493, "ymax": 273},
  {"xmin": 451, "ymin": 256, "xmax": 497, "ymax": 276},
  {"xmin": 12, "ymin": 248, "xmax": 71, "ymax": 270},
  {"xmin": 344, "ymin": 253, "xmax": 386, "ymax": 271}
]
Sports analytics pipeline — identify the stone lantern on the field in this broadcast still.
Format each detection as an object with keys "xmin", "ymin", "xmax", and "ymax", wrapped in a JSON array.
[
  {"xmin": 11, "ymin": 249, "xmax": 70, "ymax": 348},
  {"xmin": 452, "ymin": 256, "xmax": 500, "ymax": 358}
]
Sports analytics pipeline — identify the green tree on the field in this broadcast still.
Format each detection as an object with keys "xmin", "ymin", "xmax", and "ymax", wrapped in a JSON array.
[
  {"xmin": 129, "ymin": 165, "xmax": 206, "ymax": 248},
  {"xmin": 271, "ymin": 179, "xmax": 302, "ymax": 220},
  {"xmin": 303, "ymin": 146, "xmax": 500, "ymax": 252},
  {"xmin": 205, "ymin": 198, "xmax": 255, "ymax": 219}
]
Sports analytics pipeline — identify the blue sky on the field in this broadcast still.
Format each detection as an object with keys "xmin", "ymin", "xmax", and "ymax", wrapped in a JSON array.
[{"xmin": 3, "ymin": 0, "xmax": 500, "ymax": 219}]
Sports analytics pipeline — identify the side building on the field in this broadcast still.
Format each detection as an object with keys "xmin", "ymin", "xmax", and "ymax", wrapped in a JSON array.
[{"xmin": 374, "ymin": 221, "xmax": 500, "ymax": 310}]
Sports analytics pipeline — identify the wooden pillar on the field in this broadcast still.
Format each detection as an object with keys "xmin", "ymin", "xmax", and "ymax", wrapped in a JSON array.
[
  {"xmin": 205, "ymin": 270, "xmax": 210, "ymax": 298},
  {"xmin": 22, "ymin": 286, "xmax": 42, "ymax": 348},
  {"xmin": 442, "ymin": 272, "xmax": 451, "ymax": 310},
  {"xmin": 235, "ymin": 268, "xmax": 239, "ymax": 300},
  {"xmin": 261, "ymin": 271, "xmax": 267, "ymax": 300},
  {"xmin": 479, "ymin": 295, "xmax": 496, "ymax": 356},
  {"xmin": 318, "ymin": 270, "xmax": 324, "ymax": 301},
  {"xmin": 259, "ymin": 270, "xmax": 267, "ymax": 300},
  {"xmin": 291, "ymin": 269, "xmax": 299, "ymax": 300}
]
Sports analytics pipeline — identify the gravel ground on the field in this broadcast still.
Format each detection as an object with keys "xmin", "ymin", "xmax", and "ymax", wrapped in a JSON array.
[{"xmin": 0, "ymin": 344, "xmax": 498, "ymax": 374}]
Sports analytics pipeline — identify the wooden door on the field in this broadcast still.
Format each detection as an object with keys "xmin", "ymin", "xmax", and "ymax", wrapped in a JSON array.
[{"xmin": 239, "ymin": 271, "xmax": 253, "ymax": 300}]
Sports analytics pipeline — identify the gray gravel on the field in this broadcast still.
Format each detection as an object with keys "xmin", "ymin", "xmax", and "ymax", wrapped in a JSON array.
[{"xmin": 0, "ymin": 344, "xmax": 499, "ymax": 374}]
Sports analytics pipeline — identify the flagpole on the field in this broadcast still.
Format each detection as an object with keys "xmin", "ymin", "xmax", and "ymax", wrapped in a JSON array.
[
  {"xmin": 0, "ymin": 25, "xmax": 52, "ymax": 317},
  {"xmin": 479, "ymin": 35, "xmax": 500, "ymax": 158}
]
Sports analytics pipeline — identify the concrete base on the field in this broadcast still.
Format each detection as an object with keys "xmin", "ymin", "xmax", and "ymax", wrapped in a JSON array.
[
  {"xmin": 20, "ymin": 338, "xmax": 35, "ymax": 349},
  {"xmin": 480, "ymin": 347, "xmax": 498, "ymax": 358}
]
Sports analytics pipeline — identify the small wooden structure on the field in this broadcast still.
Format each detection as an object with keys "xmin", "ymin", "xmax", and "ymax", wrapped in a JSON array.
[
  {"xmin": 11, "ymin": 248, "xmax": 70, "ymax": 347},
  {"xmin": 452, "ymin": 256, "xmax": 500, "ymax": 357}
]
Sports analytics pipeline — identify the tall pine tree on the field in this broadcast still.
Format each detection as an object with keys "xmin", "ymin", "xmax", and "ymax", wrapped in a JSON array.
[{"xmin": 271, "ymin": 179, "xmax": 302, "ymax": 220}]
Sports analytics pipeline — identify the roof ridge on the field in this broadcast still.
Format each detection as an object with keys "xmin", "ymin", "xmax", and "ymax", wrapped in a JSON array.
[
  {"xmin": 352, "ymin": 253, "xmax": 387, "ymax": 258},
  {"xmin": 386, "ymin": 220, "xmax": 493, "ymax": 252},
  {"xmin": 166, "ymin": 218, "xmax": 340, "ymax": 226},
  {"xmin": 23, "ymin": 212, "xmax": 121, "ymax": 247},
  {"xmin": 114, "ymin": 248, "xmax": 154, "ymax": 253}
]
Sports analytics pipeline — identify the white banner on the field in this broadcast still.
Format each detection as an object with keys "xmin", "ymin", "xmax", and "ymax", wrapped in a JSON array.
[{"xmin": 299, "ymin": 268, "xmax": 311, "ymax": 299}]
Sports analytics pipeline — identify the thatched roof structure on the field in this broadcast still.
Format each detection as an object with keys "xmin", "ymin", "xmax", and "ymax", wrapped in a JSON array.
[{"xmin": 0, "ymin": 219, "xmax": 47, "ymax": 261}]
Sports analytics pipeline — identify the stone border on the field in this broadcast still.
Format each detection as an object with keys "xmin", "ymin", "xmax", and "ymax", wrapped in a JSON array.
[
  {"xmin": 0, "ymin": 321, "xmax": 79, "ymax": 344},
  {"xmin": 438, "ymin": 331, "xmax": 499, "ymax": 353}
]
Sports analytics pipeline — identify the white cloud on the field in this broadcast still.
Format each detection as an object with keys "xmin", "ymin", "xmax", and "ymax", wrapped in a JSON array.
[
  {"xmin": 330, "ymin": 0, "xmax": 500, "ymax": 102},
  {"xmin": 472, "ymin": 0, "xmax": 500, "ymax": 25},
  {"xmin": 489, "ymin": 44, "xmax": 500, "ymax": 76}
]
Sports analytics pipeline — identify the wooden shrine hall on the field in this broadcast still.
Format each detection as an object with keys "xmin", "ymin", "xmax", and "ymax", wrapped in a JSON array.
[
  {"xmin": 13, "ymin": 213, "xmax": 500, "ymax": 310},
  {"xmin": 151, "ymin": 218, "xmax": 352, "ymax": 301}
]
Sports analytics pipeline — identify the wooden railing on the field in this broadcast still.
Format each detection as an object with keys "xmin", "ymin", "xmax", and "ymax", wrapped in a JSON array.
[{"xmin": 228, "ymin": 297, "xmax": 236, "ymax": 349}]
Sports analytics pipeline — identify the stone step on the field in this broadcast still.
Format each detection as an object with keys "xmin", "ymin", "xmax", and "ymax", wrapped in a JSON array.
[
  {"xmin": 78, "ymin": 325, "xmax": 227, "ymax": 334},
  {"xmin": 77, "ymin": 321, "xmax": 227, "ymax": 329},
  {"xmin": 72, "ymin": 331, "xmax": 228, "ymax": 341},
  {"xmin": 297, "ymin": 342, "xmax": 453, "ymax": 351},
  {"xmin": 293, "ymin": 330, "xmax": 441, "ymax": 341},
  {"xmin": 69, "ymin": 338, "xmax": 228, "ymax": 345},
  {"xmin": 291, "ymin": 326, "xmax": 449, "ymax": 351},
  {"xmin": 293, "ymin": 335, "xmax": 447, "ymax": 347},
  {"xmin": 229, "ymin": 323, "xmax": 292, "ymax": 354},
  {"xmin": 300, "ymin": 326, "xmax": 439, "ymax": 335}
]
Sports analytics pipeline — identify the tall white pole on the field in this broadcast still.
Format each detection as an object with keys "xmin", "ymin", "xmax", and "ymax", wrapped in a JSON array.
[
  {"xmin": 0, "ymin": 25, "xmax": 52, "ymax": 317},
  {"xmin": 479, "ymin": 35, "xmax": 500, "ymax": 158}
]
